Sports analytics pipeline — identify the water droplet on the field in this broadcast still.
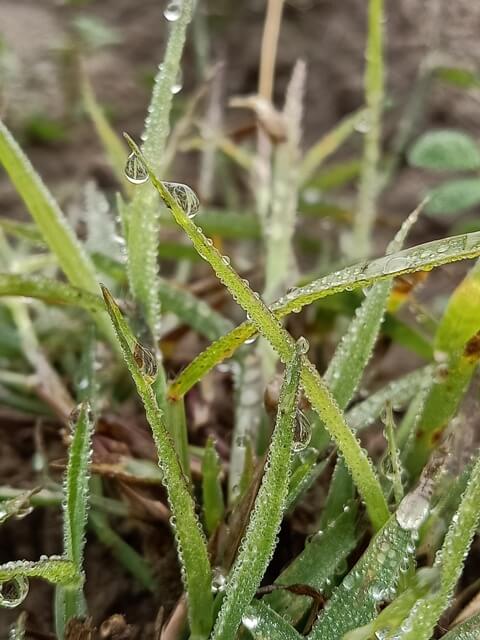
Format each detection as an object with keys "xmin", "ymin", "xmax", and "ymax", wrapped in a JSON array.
[
  {"xmin": 293, "ymin": 409, "xmax": 312, "ymax": 452},
  {"xmin": 133, "ymin": 342, "xmax": 158, "ymax": 384},
  {"xmin": 211, "ymin": 567, "xmax": 227, "ymax": 594},
  {"xmin": 396, "ymin": 492, "xmax": 430, "ymax": 531},
  {"xmin": 163, "ymin": 182, "xmax": 200, "ymax": 218},
  {"xmin": 296, "ymin": 336, "xmax": 309, "ymax": 355},
  {"xmin": 14, "ymin": 505, "xmax": 33, "ymax": 521},
  {"xmin": 164, "ymin": 0, "xmax": 181, "ymax": 21},
  {"xmin": 0, "ymin": 576, "xmax": 29, "ymax": 609},
  {"xmin": 244, "ymin": 335, "xmax": 257, "ymax": 345},
  {"xmin": 125, "ymin": 152, "xmax": 149, "ymax": 185},
  {"xmin": 242, "ymin": 615, "xmax": 259, "ymax": 631},
  {"xmin": 171, "ymin": 69, "xmax": 183, "ymax": 94}
]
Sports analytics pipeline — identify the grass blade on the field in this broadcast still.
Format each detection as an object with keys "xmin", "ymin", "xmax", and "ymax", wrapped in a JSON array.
[
  {"xmin": 443, "ymin": 612, "xmax": 480, "ymax": 640},
  {"xmin": 406, "ymin": 260, "xmax": 480, "ymax": 477},
  {"xmin": 300, "ymin": 108, "xmax": 366, "ymax": 185},
  {"xmin": 126, "ymin": 136, "xmax": 389, "ymax": 531},
  {"xmin": 351, "ymin": 0, "xmax": 385, "ymax": 258},
  {"xmin": 55, "ymin": 402, "xmax": 93, "ymax": 638},
  {"xmin": 125, "ymin": 0, "xmax": 194, "ymax": 343},
  {"xmin": 101, "ymin": 286, "xmax": 213, "ymax": 639},
  {"xmin": 0, "ymin": 273, "xmax": 104, "ymax": 313},
  {"xmin": 395, "ymin": 452, "xmax": 480, "ymax": 639},
  {"xmin": 244, "ymin": 601, "xmax": 304, "ymax": 639},
  {"xmin": 0, "ymin": 120, "xmax": 115, "ymax": 346},
  {"xmin": 170, "ymin": 231, "xmax": 480, "ymax": 399},
  {"xmin": 211, "ymin": 340, "xmax": 303, "ymax": 640}
]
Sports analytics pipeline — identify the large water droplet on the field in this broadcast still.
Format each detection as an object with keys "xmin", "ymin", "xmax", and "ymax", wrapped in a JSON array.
[
  {"xmin": 0, "ymin": 576, "xmax": 29, "ymax": 609},
  {"xmin": 125, "ymin": 152, "xmax": 149, "ymax": 185},
  {"xmin": 296, "ymin": 336, "xmax": 310, "ymax": 355},
  {"xmin": 211, "ymin": 567, "xmax": 227, "ymax": 594},
  {"xmin": 242, "ymin": 615, "xmax": 259, "ymax": 631},
  {"xmin": 171, "ymin": 69, "xmax": 183, "ymax": 95},
  {"xmin": 133, "ymin": 342, "xmax": 158, "ymax": 384},
  {"xmin": 293, "ymin": 409, "xmax": 312, "ymax": 452},
  {"xmin": 163, "ymin": 182, "xmax": 200, "ymax": 218},
  {"xmin": 164, "ymin": 0, "xmax": 181, "ymax": 21},
  {"xmin": 396, "ymin": 492, "xmax": 430, "ymax": 531}
]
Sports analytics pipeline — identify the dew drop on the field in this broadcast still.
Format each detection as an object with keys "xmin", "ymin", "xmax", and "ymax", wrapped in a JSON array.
[
  {"xmin": 0, "ymin": 576, "xmax": 29, "ymax": 609},
  {"xmin": 133, "ymin": 342, "xmax": 158, "ymax": 384},
  {"xmin": 242, "ymin": 615, "xmax": 259, "ymax": 631},
  {"xmin": 211, "ymin": 567, "xmax": 227, "ymax": 594},
  {"xmin": 163, "ymin": 182, "xmax": 200, "ymax": 218},
  {"xmin": 244, "ymin": 335, "xmax": 258, "ymax": 345},
  {"xmin": 14, "ymin": 505, "xmax": 33, "ymax": 521},
  {"xmin": 125, "ymin": 152, "xmax": 149, "ymax": 185},
  {"xmin": 396, "ymin": 492, "xmax": 430, "ymax": 531},
  {"xmin": 171, "ymin": 69, "xmax": 183, "ymax": 94},
  {"xmin": 296, "ymin": 336, "xmax": 310, "ymax": 355},
  {"xmin": 164, "ymin": 0, "xmax": 181, "ymax": 21},
  {"xmin": 293, "ymin": 409, "xmax": 312, "ymax": 452}
]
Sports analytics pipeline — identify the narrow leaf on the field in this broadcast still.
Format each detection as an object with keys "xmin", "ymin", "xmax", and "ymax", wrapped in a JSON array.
[
  {"xmin": 211, "ymin": 341, "xmax": 303, "ymax": 640},
  {"xmin": 202, "ymin": 437, "xmax": 225, "ymax": 536}
]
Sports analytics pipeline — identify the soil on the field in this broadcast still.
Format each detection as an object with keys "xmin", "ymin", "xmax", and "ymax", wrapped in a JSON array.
[{"xmin": 1, "ymin": 0, "xmax": 480, "ymax": 637}]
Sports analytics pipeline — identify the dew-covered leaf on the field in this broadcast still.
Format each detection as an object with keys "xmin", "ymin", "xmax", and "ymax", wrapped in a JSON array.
[
  {"xmin": 243, "ymin": 601, "xmax": 304, "ymax": 639},
  {"xmin": 101, "ymin": 286, "xmax": 213, "ymax": 638},
  {"xmin": 409, "ymin": 131, "xmax": 480, "ymax": 171},
  {"xmin": 211, "ymin": 342, "xmax": 303, "ymax": 640},
  {"xmin": 442, "ymin": 611, "xmax": 480, "ymax": 640}
]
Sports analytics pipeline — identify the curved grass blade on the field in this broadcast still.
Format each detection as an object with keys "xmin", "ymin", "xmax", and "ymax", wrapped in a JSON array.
[
  {"xmin": 81, "ymin": 72, "xmax": 129, "ymax": 188},
  {"xmin": 266, "ymin": 506, "xmax": 359, "ymax": 627},
  {"xmin": 0, "ymin": 273, "xmax": 104, "ymax": 313},
  {"xmin": 300, "ymin": 108, "xmax": 366, "ymax": 185},
  {"xmin": 0, "ymin": 120, "xmax": 115, "ymax": 346},
  {"xmin": 394, "ymin": 452, "xmax": 480, "ymax": 640},
  {"xmin": 211, "ymin": 341, "xmax": 303, "ymax": 640},
  {"xmin": 243, "ymin": 601, "xmax": 303, "ymax": 640},
  {"xmin": 101, "ymin": 286, "xmax": 213, "ymax": 638},
  {"xmin": 406, "ymin": 260, "xmax": 480, "ymax": 477},
  {"xmin": 170, "ymin": 231, "xmax": 480, "ymax": 399},
  {"xmin": 0, "ymin": 558, "xmax": 78, "ymax": 585},
  {"xmin": 345, "ymin": 366, "xmax": 433, "ymax": 432},
  {"xmin": 126, "ymin": 136, "xmax": 389, "ymax": 531},
  {"xmin": 442, "ymin": 611, "xmax": 480, "ymax": 640},
  {"xmin": 55, "ymin": 402, "xmax": 93, "ymax": 638}
]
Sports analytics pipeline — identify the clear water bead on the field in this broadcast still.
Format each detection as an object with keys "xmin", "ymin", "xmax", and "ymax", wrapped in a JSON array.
[
  {"xmin": 125, "ymin": 152, "xmax": 149, "ymax": 185},
  {"xmin": 293, "ymin": 409, "xmax": 312, "ymax": 452},
  {"xmin": 296, "ymin": 336, "xmax": 310, "ymax": 354},
  {"xmin": 163, "ymin": 182, "xmax": 200, "ymax": 218},
  {"xmin": 0, "ymin": 576, "xmax": 29, "ymax": 609},
  {"xmin": 164, "ymin": 1, "xmax": 181, "ymax": 21},
  {"xmin": 171, "ymin": 69, "xmax": 183, "ymax": 94}
]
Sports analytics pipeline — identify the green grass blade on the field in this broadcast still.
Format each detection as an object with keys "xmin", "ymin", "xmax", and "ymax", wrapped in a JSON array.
[
  {"xmin": 81, "ymin": 72, "xmax": 129, "ymax": 188},
  {"xmin": 56, "ymin": 402, "xmax": 93, "ymax": 638},
  {"xmin": 158, "ymin": 278, "xmax": 233, "ymax": 341},
  {"xmin": 165, "ymin": 396, "xmax": 191, "ymax": 481},
  {"xmin": 101, "ymin": 286, "xmax": 213, "ymax": 639},
  {"xmin": 244, "ymin": 601, "xmax": 304, "ymax": 639},
  {"xmin": 0, "ymin": 273, "xmax": 104, "ymax": 313},
  {"xmin": 88, "ymin": 509, "xmax": 157, "ymax": 593},
  {"xmin": 0, "ymin": 120, "xmax": 115, "ymax": 346},
  {"xmin": 351, "ymin": 0, "xmax": 385, "ymax": 258},
  {"xmin": 396, "ymin": 453, "xmax": 480, "ymax": 640},
  {"xmin": 211, "ymin": 340, "xmax": 303, "ymax": 640},
  {"xmin": 300, "ymin": 108, "xmax": 366, "ymax": 185},
  {"xmin": 170, "ymin": 231, "xmax": 480, "ymax": 399},
  {"xmin": 442, "ymin": 612, "xmax": 480, "ymax": 640},
  {"xmin": 125, "ymin": 0, "xmax": 194, "ymax": 343},
  {"xmin": 267, "ymin": 506, "xmax": 359, "ymax": 626},
  {"xmin": 406, "ymin": 260, "xmax": 480, "ymax": 477},
  {"xmin": 0, "ymin": 558, "xmax": 77, "ymax": 585},
  {"xmin": 202, "ymin": 436, "xmax": 225, "ymax": 537},
  {"xmin": 308, "ymin": 512, "xmax": 418, "ymax": 639},
  {"xmin": 127, "ymin": 136, "xmax": 389, "ymax": 531}
]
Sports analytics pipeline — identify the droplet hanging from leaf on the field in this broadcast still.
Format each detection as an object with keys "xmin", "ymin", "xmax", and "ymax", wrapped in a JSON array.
[
  {"xmin": 164, "ymin": 0, "xmax": 181, "ymax": 22},
  {"xmin": 163, "ymin": 182, "xmax": 200, "ymax": 218},
  {"xmin": 125, "ymin": 152, "xmax": 149, "ymax": 185},
  {"xmin": 133, "ymin": 342, "xmax": 158, "ymax": 384},
  {"xmin": 0, "ymin": 576, "xmax": 29, "ymax": 609}
]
